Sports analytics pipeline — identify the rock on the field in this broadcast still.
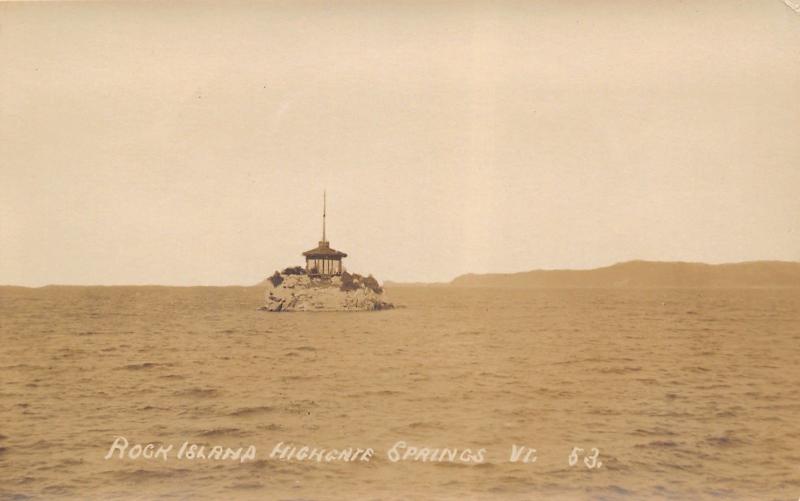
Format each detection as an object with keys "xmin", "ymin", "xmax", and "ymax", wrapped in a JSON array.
[{"xmin": 261, "ymin": 272, "xmax": 394, "ymax": 312}]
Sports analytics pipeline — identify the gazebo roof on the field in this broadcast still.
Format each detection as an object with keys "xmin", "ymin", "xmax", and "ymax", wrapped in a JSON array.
[{"xmin": 302, "ymin": 240, "xmax": 347, "ymax": 259}]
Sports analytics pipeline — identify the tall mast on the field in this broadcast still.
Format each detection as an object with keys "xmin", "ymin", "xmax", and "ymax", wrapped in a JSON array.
[{"xmin": 322, "ymin": 190, "xmax": 326, "ymax": 243}]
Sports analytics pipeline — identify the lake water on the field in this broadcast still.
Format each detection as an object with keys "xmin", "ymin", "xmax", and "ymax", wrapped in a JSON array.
[{"xmin": 1, "ymin": 286, "xmax": 799, "ymax": 500}]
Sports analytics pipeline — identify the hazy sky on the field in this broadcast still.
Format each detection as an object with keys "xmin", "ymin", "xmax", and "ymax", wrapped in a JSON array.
[{"xmin": 2, "ymin": 1, "xmax": 799, "ymax": 285}]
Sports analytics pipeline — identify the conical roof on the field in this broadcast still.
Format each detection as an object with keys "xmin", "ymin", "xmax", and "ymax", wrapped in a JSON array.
[{"xmin": 303, "ymin": 240, "xmax": 347, "ymax": 258}]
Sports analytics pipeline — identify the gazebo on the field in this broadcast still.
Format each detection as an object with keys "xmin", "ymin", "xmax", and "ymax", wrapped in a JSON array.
[{"xmin": 303, "ymin": 192, "xmax": 347, "ymax": 276}]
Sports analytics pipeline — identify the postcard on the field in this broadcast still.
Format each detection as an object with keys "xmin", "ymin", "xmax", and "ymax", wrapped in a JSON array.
[{"xmin": 2, "ymin": 1, "xmax": 799, "ymax": 499}]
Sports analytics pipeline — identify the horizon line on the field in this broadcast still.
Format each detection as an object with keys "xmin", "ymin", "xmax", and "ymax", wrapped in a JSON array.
[{"xmin": 3, "ymin": 258, "xmax": 799, "ymax": 289}]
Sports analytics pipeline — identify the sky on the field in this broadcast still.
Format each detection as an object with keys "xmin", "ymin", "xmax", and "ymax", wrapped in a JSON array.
[{"xmin": 1, "ymin": 1, "xmax": 799, "ymax": 286}]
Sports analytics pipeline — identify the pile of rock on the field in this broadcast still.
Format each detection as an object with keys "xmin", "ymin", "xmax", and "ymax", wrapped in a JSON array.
[{"xmin": 260, "ymin": 269, "xmax": 394, "ymax": 312}]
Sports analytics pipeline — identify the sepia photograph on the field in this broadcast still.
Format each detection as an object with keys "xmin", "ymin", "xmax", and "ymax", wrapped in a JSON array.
[{"xmin": 1, "ymin": 1, "xmax": 799, "ymax": 499}]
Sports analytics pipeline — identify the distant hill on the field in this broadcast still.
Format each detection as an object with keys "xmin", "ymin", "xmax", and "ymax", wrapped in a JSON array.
[{"xmin": 448, "ymin": 261, "xmax": 800, "ymax": 288}]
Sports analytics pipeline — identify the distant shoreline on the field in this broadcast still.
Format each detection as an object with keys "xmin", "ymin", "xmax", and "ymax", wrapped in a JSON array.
[{"xmin": 387, "ymin": 260, "xmax": 800, "ymax": 289}]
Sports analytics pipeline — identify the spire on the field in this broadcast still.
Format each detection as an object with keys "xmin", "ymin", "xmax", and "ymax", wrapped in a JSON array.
[{"xmin": 322, "ymin": 190, "xmax": 327, "ymax": 243}]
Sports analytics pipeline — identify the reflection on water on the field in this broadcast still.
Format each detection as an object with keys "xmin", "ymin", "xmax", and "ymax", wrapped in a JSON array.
[{"xmin": 1, "ymin": 286, "xmax": 799, "ymax": 500}]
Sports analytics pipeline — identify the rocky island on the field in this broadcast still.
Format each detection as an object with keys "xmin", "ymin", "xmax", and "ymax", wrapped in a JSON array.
[
  {"xmin": 260, "ymin": 192, "xmax": 394, "ymax": 312},
  {"xmin": 260, "ymin": 267, "xmax": 393, "ymax": 312}
]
